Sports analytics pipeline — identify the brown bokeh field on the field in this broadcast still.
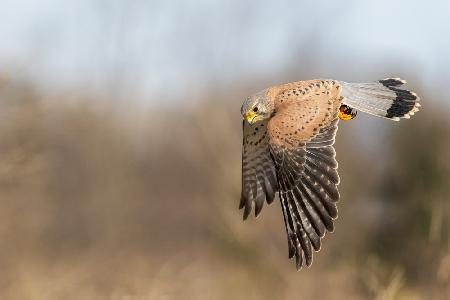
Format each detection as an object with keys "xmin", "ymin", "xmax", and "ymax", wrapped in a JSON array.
[{"xmin": 0, "ymin": 78, "xmax": 449, "ymax": 300}]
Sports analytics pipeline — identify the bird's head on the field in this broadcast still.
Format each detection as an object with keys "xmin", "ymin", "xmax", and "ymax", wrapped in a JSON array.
[{"xmin": 241, "ymin": 90, "xmax": 274, "ymax": 124}]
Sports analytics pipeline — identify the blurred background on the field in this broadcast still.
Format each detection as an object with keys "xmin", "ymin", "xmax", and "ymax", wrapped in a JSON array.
[{"xmin": 0, "ymin": 0, "xmax": 449, "ymax": 299}]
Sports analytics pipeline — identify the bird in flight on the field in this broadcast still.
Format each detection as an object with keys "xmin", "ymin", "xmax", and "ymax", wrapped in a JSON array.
[{"xmin": 240, "ymin": 78, "xmax": 420, "ymax": 270}]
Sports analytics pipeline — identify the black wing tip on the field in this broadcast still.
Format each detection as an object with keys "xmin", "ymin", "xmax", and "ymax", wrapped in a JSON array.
[
  {"xmin": 254, "ymin": 203, "xmax": 263, "ymax": 218},
  {"xmin": 242, "ymin": 211, "xmax": 250, "ymax": 221},
  {"xmin": 240, "ymin": 187, "xmax": 278, "ymax": 219},
  {"xmin": 295, "ymin": 253, "xmax": 302, "ymax": 270},
  {"xmin": 293, "ymin": 252, "xmax": 314, "ymax": 271},
  {"xmin": 287, "ymin": 231, "xmax": 318, "ymax": 270},
  {"xmin": 239, "ymin": 195, "xmax": 245, "ymax": 209},
  {"xmin": 288, "ymin": 245, "xmax": 295, "ymax": 259},
  {"xmin": 326, "ymin": 222, "xmax": 335, "ymax": 233},
  {"xmin": 242, "ymin": 202, "xmax": 251, "ymax": 220}
]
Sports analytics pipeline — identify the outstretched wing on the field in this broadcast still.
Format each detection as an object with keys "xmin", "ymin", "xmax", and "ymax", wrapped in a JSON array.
[
  {"xmin": 269, "ymin": 115, "xmax": 340, "ymax": 270},
  {"xmin": 240, "ymin": 120, "xmax": 278, "ymax": 219},
  {"xmin": 265, "ymin": 80, "xmax": 342, "ymax": 269}
]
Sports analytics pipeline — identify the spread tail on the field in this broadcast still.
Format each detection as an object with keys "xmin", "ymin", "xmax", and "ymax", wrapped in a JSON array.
[{"xmin": 340, "ymin": 78, "xmax": 421, "ymax": 121}]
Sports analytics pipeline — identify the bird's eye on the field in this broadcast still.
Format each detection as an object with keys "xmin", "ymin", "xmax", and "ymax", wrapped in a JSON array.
[{"xmin": 253, "ymin": 106, "xmax": 259, "ymax": 112}]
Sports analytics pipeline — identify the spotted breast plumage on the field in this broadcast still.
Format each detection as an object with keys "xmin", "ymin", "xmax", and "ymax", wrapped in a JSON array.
[{"xmin": 240, "ymin": 78, "xmax": 420, "ymax": 270}]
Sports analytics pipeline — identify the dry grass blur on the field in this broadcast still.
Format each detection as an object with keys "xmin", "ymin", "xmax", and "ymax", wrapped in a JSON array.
[{"xmin": 0, "ymin": 79, "xmax": 449, "ymax": 300}]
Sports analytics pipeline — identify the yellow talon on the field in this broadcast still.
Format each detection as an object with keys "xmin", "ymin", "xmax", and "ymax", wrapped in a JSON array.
[{"xmin": 339, "ymin": 105, "xmax": 357, "ymax": 121}]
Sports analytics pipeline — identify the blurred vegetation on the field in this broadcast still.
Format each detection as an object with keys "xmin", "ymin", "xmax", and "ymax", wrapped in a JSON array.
[{"xmin": 0, "ymin": 79, "xmax": 448, "ymax": 300}]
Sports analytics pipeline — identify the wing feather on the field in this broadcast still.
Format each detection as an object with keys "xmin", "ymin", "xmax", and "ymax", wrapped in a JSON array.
[
  {"xmin": 241, "ymin": 120, "xmax": 278, "ymax": 219},
  {"xmin": 269, "ymin": 116, "xmax": 340, "ymax": 269}
]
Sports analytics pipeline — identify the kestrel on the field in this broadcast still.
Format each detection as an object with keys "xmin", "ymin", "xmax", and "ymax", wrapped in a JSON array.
[{"xmin": 240, "ymin": 78, "xmax": 420, "ymax": 270}]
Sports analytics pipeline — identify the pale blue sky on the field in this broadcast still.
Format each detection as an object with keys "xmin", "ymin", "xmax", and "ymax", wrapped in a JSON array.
[{"xmin": 1, "ymin": 0, "xmax": 449, "ymax": 103}]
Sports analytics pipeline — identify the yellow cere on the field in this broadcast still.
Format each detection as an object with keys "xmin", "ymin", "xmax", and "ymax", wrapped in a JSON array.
[{"xmin": 245, "ymin": 110, "xmax": 257, "ymax": 123}]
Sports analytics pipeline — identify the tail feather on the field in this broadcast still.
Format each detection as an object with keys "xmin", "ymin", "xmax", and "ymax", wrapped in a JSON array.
[{"xmin": 340, "ymin": 78, "xmax": 420, "ymax": 121}]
